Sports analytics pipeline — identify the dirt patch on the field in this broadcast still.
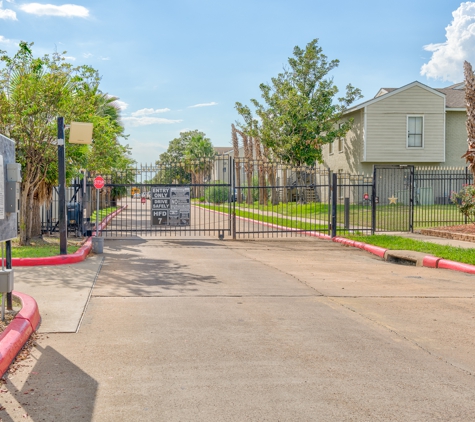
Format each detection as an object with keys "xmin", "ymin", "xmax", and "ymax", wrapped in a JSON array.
[{"xmin": 420, "ymin": 224, "xmax": 475, "ymax": 244}]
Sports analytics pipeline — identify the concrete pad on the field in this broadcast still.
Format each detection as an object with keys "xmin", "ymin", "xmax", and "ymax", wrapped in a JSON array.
[
  {"xmin": 332, "ymin": 296, "xmax": 475, "ymax": 374},
  {"xmin": 229, "ymin": 239, "xmax": 475, "ymax": 298},
  {"xmin": 13, "ymin": 255, "xmax": 103, "ymax": 333}
]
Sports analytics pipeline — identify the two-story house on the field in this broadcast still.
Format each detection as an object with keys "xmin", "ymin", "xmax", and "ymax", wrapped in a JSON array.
[{"xmin": 322, "ymin": 81, "xmax": 467, "ymax": 175}]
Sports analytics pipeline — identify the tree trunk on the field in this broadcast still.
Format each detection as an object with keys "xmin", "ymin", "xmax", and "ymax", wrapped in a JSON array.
[{"xmin": 31, "ymin": 197, "xmax": 42, "ymax": 238}]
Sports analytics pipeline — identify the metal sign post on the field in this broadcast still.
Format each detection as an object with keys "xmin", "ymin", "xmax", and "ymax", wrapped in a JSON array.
[{"xmin": 92, "ymin": 176, "xmax": 105, "ymax": 253}]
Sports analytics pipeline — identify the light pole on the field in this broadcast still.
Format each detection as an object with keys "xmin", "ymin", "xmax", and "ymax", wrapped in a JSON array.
[
  {"xmin": 57, "ymin": 117, "xmax": 67, "ymax": 255},
  {"xmin": 57, "ymin": 119, "xmax": 93, "ymax": 255}
]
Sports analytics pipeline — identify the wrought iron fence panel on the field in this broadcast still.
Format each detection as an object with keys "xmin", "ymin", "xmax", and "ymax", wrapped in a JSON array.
[
  {"xmin": 232, "ymin": 160, "xmax": 331, "ymax": 238},
  {"xmin": 373, "ymin": 166, "xmax": 414, "ymax": 233}
]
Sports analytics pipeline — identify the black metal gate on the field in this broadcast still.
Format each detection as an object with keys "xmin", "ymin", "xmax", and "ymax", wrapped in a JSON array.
[
  {"xmin": 85, "ymin": 157, "xmax": 233, "ymax": 238},
  {"xmin": 372, "ymin": 165, "xmax": 414, "ymax": 233}
]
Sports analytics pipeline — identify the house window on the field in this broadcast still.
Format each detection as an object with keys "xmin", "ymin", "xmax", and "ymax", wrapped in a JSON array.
[
  {"xmin": 329, "ymin": 141, "xmax": 334, "ymax": 155},
  {"xmin": 338, "ymin": 124, "xmax": 344, "ymax": 153},
  {"xmin": 407, "ymin": 116, "xmax": 423, "ymax": 148}
]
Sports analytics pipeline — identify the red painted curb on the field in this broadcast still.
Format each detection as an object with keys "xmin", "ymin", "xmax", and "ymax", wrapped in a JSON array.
[
  {"xmin": 437, "ymin": 259, "xmax": 475, "ymax": 275},
  {"xmin": 8, "ymin": 205, "xmax": 126, "ymax": 267},
  {"xmin": 362, "ymin": 243, "xmax": 388, "ymax": 258},
  {"xmin": 0, "ymin": 317, "xmax": 33, "ymax": 377},
  {"xmin": 422, "ymin": 255, "xmax": 441, "ymax": 268},
  {"xmin": 0, "ymin": 291, "xmax": 40, "ymax": 377},
  {"xmin": 13, "ymin": 291, "xmax": 41, "ymax": 331}
]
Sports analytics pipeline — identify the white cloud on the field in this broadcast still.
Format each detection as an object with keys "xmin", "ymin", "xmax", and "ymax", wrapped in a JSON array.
[
  {"xmin": 131, "ymin": 108, "xmax": 171, "ymax": 117},
  {"xmin": 188, "ymin": 102, "xmax": 218, "ymax": 108},
  {"xmin": 19, "ymin": 3, "xmax": 89, "ymax": 17},
  {"xmin": 0, "ymin": 35, "xmax": 13, "ymax": 44},
  {"xmin": 83, "ymin": 52, "xmax": 92, "ymax": 58},
  {"xmin": 122, "ymin": 116, "xmax": 182, "ymax": 127},
  {"xmin": 0, "ymin": 1, "xmax": 17, "ymax": 19},
  {"xmin": 64, "ymin": 55, "xmax": 76, "ymax": 61},
  {"xmin": 421, "ymin": 2, "xmax": 475, "ymax": 82},
  {"xmin": 114, "ymin": 100, "xmax": 128, "ymax": 111}
]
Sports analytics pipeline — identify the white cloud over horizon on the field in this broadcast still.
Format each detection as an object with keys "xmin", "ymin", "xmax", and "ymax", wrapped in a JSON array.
[
  {"xmin": 19, "ymin": 3, "xmax": 89, "ymax": 18},
  {"xmin": 421, "ymin": 2, "xmax": 475, "ymax": 82},
  {"xmin": 114, "ymin": 100, "xmax": 128, "ymax": 111},
  {"xmin": 188, "ymin": 102, "xmax": 218, "ymax": 108},
  {"xmin": 0, "ymin": 0, "xmax": 16, "ymax": 19},
  {"xmin": 122, "ymin": 116, "xmax": 182, "ymax": 127},
  {"xmin": 131, "ymin": 108, "xmax": 171, "ymax": 117}
]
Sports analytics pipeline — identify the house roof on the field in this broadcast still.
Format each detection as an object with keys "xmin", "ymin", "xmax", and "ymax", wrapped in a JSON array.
[
  {"xmin": 345, "ymin": 81, "xmax": 466, "ymax": 114},
  {"xmin": 214, "ymin": 146, "xmax": 232, "ymax": 155},
  {"xmin": 435, "ymin": 82, "xmax": 465, "ymax": 109}
]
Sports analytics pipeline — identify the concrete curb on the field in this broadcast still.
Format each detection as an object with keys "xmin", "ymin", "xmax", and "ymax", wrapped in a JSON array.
[
  {"xmin": 9, "ymin": 205, "xmax": 127, "ymax": 267},
  {"xmin": 333, "ymin": 236, "xmax": 475, "ymax": 275},
  {"xmin": 0, "ymin": 291, "xmax": 40, "ymax": 377}
]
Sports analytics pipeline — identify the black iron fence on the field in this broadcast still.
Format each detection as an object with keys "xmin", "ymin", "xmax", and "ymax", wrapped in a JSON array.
[{"xmin": 40, "ymin": 162, "xmax": 473, "ymax": 239}]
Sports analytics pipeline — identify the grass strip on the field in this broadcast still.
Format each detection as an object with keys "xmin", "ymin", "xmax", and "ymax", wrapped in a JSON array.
[
  {"xmin": 198, "ymin": 204, "xmax": 328, "ymax": 232},
  {"xmin": 11, "ymin": 244, "xmax": 79, "ymax": 258},
  {"xmin": 347, "ymin": 234, "xmax": 475, "ymax": 266},
  {"xmin": 90, "ymin": 206, "xmax": 118, "ymax": 223}
]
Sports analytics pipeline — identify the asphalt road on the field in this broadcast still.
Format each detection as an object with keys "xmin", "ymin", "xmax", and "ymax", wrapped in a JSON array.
[{"xmin": 2, "ymin": 235, "xmax": 475, "ymax": 420}]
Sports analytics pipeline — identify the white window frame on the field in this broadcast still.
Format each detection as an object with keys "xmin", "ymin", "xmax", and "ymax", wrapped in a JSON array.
[
  {"xmin": 407, "ymin": 115, "xmax": 424, "ymax": 148},
  {"xmin": 338, "ymin": 123, "xmax": 344, "ymax": 153}
]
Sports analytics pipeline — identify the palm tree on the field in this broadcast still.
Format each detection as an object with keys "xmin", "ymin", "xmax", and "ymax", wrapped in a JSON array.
[{"xmin": 184, "ymin": 133, "xmax": 215, "ymax": 197}]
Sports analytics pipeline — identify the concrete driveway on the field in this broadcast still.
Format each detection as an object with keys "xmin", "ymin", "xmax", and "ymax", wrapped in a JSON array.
[{"xmin": 1, "ymin": 237, "xmax": 475, "ymax": 421}]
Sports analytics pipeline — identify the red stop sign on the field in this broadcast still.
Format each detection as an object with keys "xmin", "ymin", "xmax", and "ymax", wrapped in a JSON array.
[{"xmin": 94, "ymin": 176, "xmax": 105, "ymax": 189}]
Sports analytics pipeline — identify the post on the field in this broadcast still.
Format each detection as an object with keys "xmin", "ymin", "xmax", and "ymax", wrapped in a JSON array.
[
  {"xmin": 331, "ymin": 172, "xmax": 337, "ymax": 238},
  {"xmin": 96, "ymin": 189, "xmax": 99, "ymax": 237},
  {"xmin": 344, "ymin": 197, "xmax": 350, "ymax": 230},
  {"xmin": 58, "ymin": 117, "xmax": 67, "ymax": 255},
  {"xmin": 371, "ymin": 166, "xmax": 377, "ymax": 235},
  {"xmin": 6, "ymin": 240, "xmax": 12, "ymax": 311}
]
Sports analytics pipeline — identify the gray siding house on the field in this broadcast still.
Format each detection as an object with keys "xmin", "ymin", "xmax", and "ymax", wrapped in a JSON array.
[{"xmin": 322, "ymin": 81, "xmax": 467, "ymax": 174}]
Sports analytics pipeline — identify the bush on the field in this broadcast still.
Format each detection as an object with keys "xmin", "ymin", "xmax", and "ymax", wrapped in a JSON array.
[
  {"xmin": 204, "ymin": 182, "xmax": 229, "ymax": 203},
  {"xmin": 451, "ymin": 185, "xmax": 475, "ymax": 223}
]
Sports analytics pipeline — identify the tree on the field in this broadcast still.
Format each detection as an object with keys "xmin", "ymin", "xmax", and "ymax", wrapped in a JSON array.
[
  {"xmin": 0, "ymin": 42, "xmax": 132, "ymax": 244},
  {"xmin": 183, "ymin": 132, "xmax": 215, "ymax": 197},
  {"xmin": 248, "ymin": 39, "xmax": 362, "ymax": 166},
  {"xmin": 463, "ymin": 60, "xmax": 475, "ymax": 184},
  {"xmin": 154, "ymin": 130, "xmax": 215, "ymax": 192}
]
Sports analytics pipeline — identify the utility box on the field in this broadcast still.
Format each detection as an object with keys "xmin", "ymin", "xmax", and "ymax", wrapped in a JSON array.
[
  {"xmin": 0, "ymin": 270, "xmax": 13, "ymax": 293},
  {"xmin": 5, "ymin": 181, "xmax": 20, "ymax": 213}
]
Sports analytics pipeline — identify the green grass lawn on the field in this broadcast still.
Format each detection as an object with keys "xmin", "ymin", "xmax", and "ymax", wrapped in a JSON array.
[
  {"xmin": 11, "ymin": 244, "xmax": 80, "ymax": 258},
  {"xmin": 90, "ymin": 206, "xmax": 118, "ymax": 223},
  {"xmin": 198, "ymin": 203, "xmax": 328, "ymax": 231},
  {"xmin": 347, "ymin": 234, "xmax": 475, "ymax": 265}
]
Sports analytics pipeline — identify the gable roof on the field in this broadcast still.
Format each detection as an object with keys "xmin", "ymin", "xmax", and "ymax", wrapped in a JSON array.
[
  {"xmin": 344, "ymin": 80, "xmax": 465, "ymax": 114},
  {"xmin": 344, "ymin": 81, "xmax": 445, "ymax": 114},
  {"xmin": 214, "ymin": 146, "xmax": 232, "ymax": 155}
]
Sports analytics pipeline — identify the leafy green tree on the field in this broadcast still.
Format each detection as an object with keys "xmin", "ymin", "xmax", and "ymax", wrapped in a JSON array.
[
  {"xmin": 248, "ymin": 38, "xmax": 362, "ymax": 166},
  {"xmin": 154, "ymin": 130, "xmax": 214, "ymax": 186},
  {"xmin": 0, "ymin": 42, "xmax": 132, "ymax": 244}
]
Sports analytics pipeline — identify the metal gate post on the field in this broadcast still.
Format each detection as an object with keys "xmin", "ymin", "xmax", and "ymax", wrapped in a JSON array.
[
  {"xmin": 409, "ymin": 166, "xmax": 414, "ymax": 232},
  {"xmin": 331, "ymin": 172, "xmax": 337, "ymax": 238},
  {"xmin": 231, "ymin": 157, "xmax": 236, "ymax": 240},
  {"xmin": 371, "ymin": 166, "xmax": 376, "ymax": 235}
]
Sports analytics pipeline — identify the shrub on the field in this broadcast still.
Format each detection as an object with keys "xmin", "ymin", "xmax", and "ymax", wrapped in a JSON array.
[
  {"xmin": 204, "ymin": 182, "xmax": 229, "ymax": 203},
  {"xmin": 451, "ymin": 185, "xmax": 475, "ymax": 223}
]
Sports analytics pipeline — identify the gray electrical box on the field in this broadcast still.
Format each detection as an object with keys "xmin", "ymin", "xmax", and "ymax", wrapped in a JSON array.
[
  {"xmin": 0, "ymin": 270, "xmax": 13, "ymax": 293},
  {"xmin": 6, "ymin": 163, "xmax": 21, "ymax": 182},
  {"xmin": 0, "ymin": 134, "xmax": 19, "ymax": 241},
  {"xmin": 5, "ymin": 182, "xmax": 20, "ymax": 213}
]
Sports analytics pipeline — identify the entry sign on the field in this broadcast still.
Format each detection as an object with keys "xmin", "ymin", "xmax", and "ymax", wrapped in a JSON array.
[
  {"xmin": 151, "ymin": 186, "xmax": 190, "ymax": 226},
  {"xmin": 93, "ymin": 176, "xmax": 105, "ymax": 190}
]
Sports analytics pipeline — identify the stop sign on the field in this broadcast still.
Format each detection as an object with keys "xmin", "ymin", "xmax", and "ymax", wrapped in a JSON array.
[{"xmin": 93, "ymin": 176, "xmax": 105, "ymax": 189}]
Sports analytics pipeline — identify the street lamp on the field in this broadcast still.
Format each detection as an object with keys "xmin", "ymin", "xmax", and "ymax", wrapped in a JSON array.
[{"xmin": 57, "ymin": 118, "xmax": 93, "ymax": 255}]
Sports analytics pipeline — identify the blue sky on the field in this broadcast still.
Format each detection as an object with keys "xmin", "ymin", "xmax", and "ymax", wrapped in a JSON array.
[{"xmin": 1, "ymin": 0, "xmax": 474, "ymax": 163}]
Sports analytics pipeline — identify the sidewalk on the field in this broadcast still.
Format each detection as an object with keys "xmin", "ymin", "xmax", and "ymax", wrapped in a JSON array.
[{"xmin": 13, "ymin": 254, "xmax": 104, "ymax": 333}]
